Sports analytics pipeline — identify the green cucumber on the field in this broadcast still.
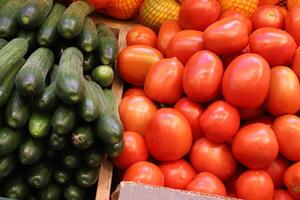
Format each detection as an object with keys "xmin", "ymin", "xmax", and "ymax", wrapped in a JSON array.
[
  {"xmin": 26, "ymin": 160, "xmax": 53, "ymax": 189},
  {"xmin": 77, "ymin": 17, "xmax": 98, "ymax": 53},
  {"xmin": 0, "ymin": 0, "xmax": 21, "ymax": 39},
  {"xmin": 54, "ymin": 168, "xmax": 72, "ymax": 184},
  {"xmin": 28, "ymin": 111, "xmax": 51, "ymax": 138},
  {"xmin": 17, "ymin": 29, "xmax": 37, "ymax": 51},
  {"xmin": 104, "ymin": 139, "xmax": 124, "ymax": 157},
  {"xmin": 84, "ymin": 147, "xmax": 105, "ymax": 167},
  {"xmin": 38, "ymin": 182, "xmax": 61, "ymax": 200},
  {"xmin": 18, "ymin": 137, "xmax": 44, "ymax": 165},
  {"xmin": 37, "ymin": 3, "xmax": 66, "ymax": 47},
  {"xmin": 3, "ymin": 172, "xmax": 30, "ymax": 200},
  {"xmin": 83, "ymin": 52, "xmax": 99, "ymax": 73},
  {"xmin": 0, "ymin": 154, "xmax": 16, "ymax": 178},
  {"xmin": 61, "ymin": 149, "xmax": 81, "ymax": 169},
  {"xmin": 71, "ymin": 124, "xmax": 95, "ymax": 149},
  {"xmin": 0, "ymin": 0, "xmax": 9, "ymax": 9},
  {"xmin": 75, "ymin": 166, "xmax": 98, "ymax": 188},
  {"xmin": 92, "ymin": 65, "xmax": 114, "ymax": 87},
  {"xmin": 58, "ymin": 1, "xmax": 94, "ymax": 39},
  {"xmin": 63, "ymin": 184, "xmax": 84, "ymax": 200},
  {"xmin": 45, "ymin": 148, "xmax": 58, "ymax": 159},
  {"xmin": 0, "ymin": 38, "xmax": 8, "ymax": 49},
  {"xmin": 51, "ymin": 105, "xmax": 76, "ymax": 135},
  {"xmin": 48, "ymin": 131, "xmax": 70, "ymax": 151},
  {"xmin": 0, "ymin": 127, "xmax": 21, "ymax": 156}
]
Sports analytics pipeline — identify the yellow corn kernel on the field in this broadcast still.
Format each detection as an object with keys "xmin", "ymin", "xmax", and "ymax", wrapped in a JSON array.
[{"xmin": 219, "ymin": 0, "xmax": 259, "ymax": 17}]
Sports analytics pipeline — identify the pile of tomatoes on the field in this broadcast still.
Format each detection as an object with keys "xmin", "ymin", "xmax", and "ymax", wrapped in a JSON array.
[{"xmin": 113, "ymin": 0, "xmax": 300, "ymax": 199}]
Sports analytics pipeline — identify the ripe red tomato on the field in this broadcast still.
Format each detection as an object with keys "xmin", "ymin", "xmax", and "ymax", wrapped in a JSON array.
[
  {"xmin": 126, "ymin": 25, "xmax": 157, "ymax": 47},
  {"xmin": 117, "ymin": 45, "xmax": 163, "ymax": 86},
  {"xmin": 291, "ymin": 46, "xmax": 300, "ymax": 80},
  {"xmin": 265, "ymin": 155, "xmax": 290, "ymax": 188},
  {"xmin": 273, "ymin": 189, "xmax": 295, "ymax": 200},
  {"xmin": 123, "ymin": 87, "xmax": 145, "ymax": 97},
  {"xmin": 225, "ymin": 165, "xmax": 246, "ymax": 195},
  {"xmin": 145, "ymin": 108, "xmax": 193, "ymax": 161},
  {"xmin": 119, "ymin": 95, "xmax": 157, "ymax": 135},
  {"xmin": 222, "ymin": 53, "xmax": 270, "ymax": 109},
  {"xmin": 251, "ymin": 5, "xmax": 285, "ymax": 30},
  {"xmin": 166, "ymin": 30, "xmax": 204, "ymax": 65},
  {"xmin": 179, "ymin": 0, "xmax": 221, "ymax": 31},
  {"xmin": 249, "ymin": 28, "xmax": 297, "ymax": 66},
  {"xmin": 113, "ymin": 131, "xmax": 149, "ymax": 170},
  {"xmin": 159, "ymin": 159, "xmax": 197, "ymax": 189},
  {"xmin": 157, "ymin": 20, "xmax": 182, "ymax": 56},
  {"xmin": 200, "ymin": 100, "xmax": 240, "ymax": 142},
  {"xmin": 284, "ymin": 162, "xmax": 300, "ymax": 199},
  {"xmin": 174, "ymin": 98, "xmax": 204, "ymax": 141},
  {"xmin": 183, "ymin": 50, "xmax": 223, "ymax": 102},
  {"xmin": 239, "ymin": 105, "xmax": 265, "ymax": 121},
  {"xmin": 232, "ymin": 123, "xmax": 279, "ymax": 169},
  {"xmin": 203, "ymin": 17, "xmax": 249, "ymax": 55},
  {"xmin": 220, "ymin": 10, "xmax": 252, "ymax": 35},
  {"xmin": 266, "ymin": 66, "xmax": 300, "ymax": 116},
  {"xmin": 273, "ymin": 115, "xmax": 300, "ymax": 161},
  {"xmin": 144, "ymin": 58, "xmax": 184, "ymax": 104},
  {"xmin": 190, "ymin": 138, "xmax": 237, "ymax": 180},
  {"xmin": 186, "ymin": 172, "xmax": 227, "ymax": 196},
  {"xmin": 286, "ymin": 5, "xmax": 300, "ymax": 45},
  {"xmin": 123, "ymin": 161, "xmax": 165, "ymax": 186},
  {"xmin": 236, "ymin": 170, "xmax": 274, "ymax": 200}
]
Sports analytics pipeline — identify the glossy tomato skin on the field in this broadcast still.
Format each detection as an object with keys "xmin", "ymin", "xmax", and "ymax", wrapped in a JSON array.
[
  {"xmin": 291, "ymin": 46, "xmax": 300, "ymax": 80},
  {"xmin": 144, "ymin": 108, "xmax": 193, "ymax": 161},
  {"xmin": 186, "ymin": 172, "xmax": 227, "ymax": 196},
  {"xmin": 239, "ymin": 105, "xmax": 265, "ymax": 121},
  {"xmin": 190, "ymin": 138, "xmax": 237, "ymax": 180},
  {"xmin": 123, "ymin": 161, "xmax": 165, "ymax": 186},
  {"xmin": 266, "ymin": 66, "xmax": 300, "ymax": 116},
  {"xmin": 222, "ymin": 53, "xmax": 270, "ymax": 109},
  {"xmin": 273, "ymin": 189, "xmax": 295, "ymax": 200},
  {"xmin": 174, "ymin": 98, "xmax": 204, "ymax": 141},
  {"xmin": 126, "ymin": 25, "xmax": 157, "ymax": 47},
  {"xmin": 123, "ymin": 87, "xmax": 145, "ymax": 97},
  {"xmin": 284, "ymin": 162, "xmax": 300, "ymax": 199},
  {"xmin": 286, "ymin": 5, "xmax": 300, "ymax": 45},
  {"xmin": 265, "ymin": 155, "xmax": 290, "ymax": 188},
  {"xmin": 249, "ymin": 28, "xmax": 297, "ymax": 66},
  {"xmin": 119, "ymin": 95, "xmax": 157, "ymax": 135},
  {"xmin": 117, "ymin": 45, "xmax": 163, "ymax": 86},
  {"xmin": 232, "ymin": 123, "xmax": 279, "ymax": 169},
  {"xmin": 200, "ymin": 100, "xmax": 240, "ymax": 142},
  {"xmin": 220, "ymin": 10, "xmax": 252, "ymax": 35},
  {"xmin": 166, "ymin": 30, "xmax": 204, "ymax": 65},
  {"xmin": 236, "ymin": 170, "xmax": 274, "ymax": 200},
  {"xmin": 179, "ymin": 0, "xmax": 221, "ymax": 31},
  {"xmin": 144, "ymin": 58, "xmax": 184, "ymax": 104},
  {"xmin": 159, "ymin": 159, "xmax": 197, "ymax": 189},
  {"xmin": 203, "ymin": 18, "xmax": 249, "ymax": 55},
  {"xmin": 183, "ymin": 50, "xmax": 223, "ymax": 102}
]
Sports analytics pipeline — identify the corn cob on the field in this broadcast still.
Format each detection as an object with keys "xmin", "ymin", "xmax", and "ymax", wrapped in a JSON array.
[
  {"xmin": 219, "ymin": 0, "xmax": 259, "ymax": 17},
  {"xmin": 103, "ymin": 0, "xmax": 143, "ymax": 20}
]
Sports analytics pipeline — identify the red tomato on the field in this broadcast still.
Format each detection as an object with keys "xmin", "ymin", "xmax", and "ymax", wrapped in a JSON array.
[
  {"xmin": 157, "ymin": 20, "xmax": 182, "ymax": 56},
  {"xmin": 200, "ymin": 100, "xmax": 240, "ymax": 142},
  {"xmin": 266, "ymin": 66, "xmax": 300, "ymax": 116},
  {"xmin": 232, "ymin": 123, "xmax": 279, "ymax": 169},
  {"xmin": 186, "ymin": 172, "xmax": 227, "ymax": 196},
  {"xmin": 159, "ymin": 159, "xmax": 197, "ymax": 189},
  {"xmin": 284, "ymin": 161, "xmax": 300, "ymax": 199},
  {"xmin": 117, "ymin": 45, "xmax": 163, "ymax": 86},
  {"xmin": 145, "ymin": 108, "xmax": 193, "ymax": 161},
  {"xmin": 273, "ymin": 189, "xmax": 295, "ymax": 200},
  {"xmin": 123, "ymin": 87, "xmax": 145, "ymax": 97},
  {"xmin": 183, "ymin": 50, "xmax": 223, "ymax": 102},
  {"xmin": 249, "ymin": 28, "xmax": 297, "ymax": 66},
  {"xmin": 220, "ymin": 10, "xmax": 252, "ymax": 35},
  {"xmin": 239, "ymin": 105, "xmax": 266, "ymax": 121},
  {"xmin": 126, "ymin": 25, "xmax": 157, "ymax": 47},
  {"xmin": 265, "ymin": 155, "xmax": 290, "ymax": 188},
  {"xmin": 179, "ymin": 0, "xmax": 221, "ymax": 31},
  {"xmin": 123, "ymin": 161, "xmax": 165, "ymax": 186},
  {"xmin": 236, "ymin": 170, "xmax": 274, "ymax": 200},
  {"xmin": 291, "ymin": 46, "xmax": 300, "ymax": 80},
  {"xmin": 222, "ymin": 53, "xmax": 270, "ymax": 109},
  {"xmin": 225, "ymin": 165, "xmax": 246, "ymax": 195},
  {"xmin": 273, "ymin": 115, "xmax": 300, "ymax": 161},
  {"xmin": 285, "ymin": 5, "xmax": 300, "ymax": 45},
  {"xmin": 166, "ymin": 30, "xmax": 204, "ymax": 65},
  {"xmin": 144, "ymin": 58, "xmax": 184, "ymax": 104},
  {"xmin": 113, "ymin": 131, "xmax": 149, "ymax": 170},
  {"xmin": 190, "ymin": 138, "xmax": 237, "ymax": 180},
  {"xmin": 174, "ymin": 98, "xmax": 204, "ymax": 141},
  {"xmin": 203, "ymin": 17, "xmax": 249, "ymax": 55},
  {"xmin": 119, "ymin": 95, "xmax": 157, "ymax": 135},
  {"xmin": 251, "ymin": 5, "xmax": 285, "ymax": 30}
]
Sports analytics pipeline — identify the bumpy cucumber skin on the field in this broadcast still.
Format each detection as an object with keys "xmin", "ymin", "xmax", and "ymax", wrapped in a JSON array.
[
  {"xmin": 77, "ymin": 17, "xmax": 98, "ymax": 53},
  {"xmin": 0, "ymin": 0, "xmax": 21, "ymax": 39},
  {"xmin": 0, "ymin": 127, "xmax": 22, "ymax": 157},
  {"xmin": 26, "ymin": 161, "xmax": 53, "ymax": 189},
  {"xmin": 3, "ymin": 172, "xmax": 30, "ymax": 200},
  {"xmin": 18, "ymin": 137, "xmax": 45, "ymax": 165},
  {"xmin": 51, "ymin": 105, "xmax": 76, "ymax": 135},
  {"xmin": 28, "ymin": 111, "xmax": 51, "ymax": 138},
  {"xmin": 0, "ymin": 154, "xmax": 16, "ymax": 178}
]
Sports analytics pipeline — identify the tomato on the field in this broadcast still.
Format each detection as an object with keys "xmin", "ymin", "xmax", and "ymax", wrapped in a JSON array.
[
  {"xmin": 239, "ymin": 105, "xmax": 266, "ymax": 121},
  {"xmin": 200, "ymin": 100, "xmax": 240, "ymax": 142},
  {"xmin": 236, "ymin": 170, "xmax": 274, "ymax": 200},
  {"xmin": 232, "ymin": 123, "xmax": 279, "ymax": 169},
  {"xmin": 265, "ymin": 155, "xmax": 290, "ymax": 188},
  {"xmin": 119, "ymin": 95, "xmax": 157, "ymax": 135},
  {"xmin": 123, "ymin": 161, "xmax": 165, "ymax": 186},
  {"xmin": 145, "ymin": 108, "xmax": 193, "ymax": 161},
  {"xmin": 249, "ymin": 28, "xmax": 297, "ymax": 66},
  {"xmin": 285, "ymin": 5, "xmax": 300, "ymax": 46},
  {"xmin": 273, "ymin": 189, "xmax": 295, "ymax": 200},
  {"xmin": 113, "ymin": 131, "xmax": 149, "ymax": 170},
  {"xmin": 174, "ymin": 98, "xmax": 204, "ymax": 141},
  {"xmin": 117, "ymin": 45, "xmax": 163, "ymax": 86},
  {"xmin": 251, "ymin": 5, "xmax": 285, "ymax": 30},
  {"xmin": 284, "ymin": 162, "xmax": 300, "ymax": 199},
  {"xmin": 179, "ymin": 0, "xmax": 221, "ymax": 31},
  {"xmin": 144, "ymin": 58, "xmax": 184, "ymax": 104},
  {"xmin": 126, "ymin": 25, "xmax": 157, "ymax": 47},
  {"xmin": 203, "ymin": 17, "xmax": 249, "ymax": 55},
  {"xmin": 159, "ymin": 159, "xmax": 197, "ymax": 189},
  {"xmin": 222, "ymin": 53, "xmax": 270, "ymax": 109},
  {"xmin": 225, "ymin": 165, "xmax": 246, "ymax": 195},
  {"xmin": 186, "ymin": 172, "xmax": 227, "ymax": 196},
  {"xmin": 245, "ymin": 115, "xmax": 274, "ymax": 127},
  {"xmin": 266, "ymin": 66, "xmax": 300, "ymax": 116},
  {"xmin": 183, "ymin": 50, "xmax": 223, "ymax": 102},
  {"xmin": 273, "ymin": 115, "xmax": 300, "ymax": 161},
  {"xmin": 220, "ymin": 10, "xmax": 252, "ymax": 35},
  {"xmin": 123, "ymin": 87, "xmax": 145, "ymax": 97},
  {"xmin": 157, "ymin": 20, "xmax": 182, "ymax": 56},
  {"xmin": 166, "ymin": 30, "xmax": 204, "ymax": 65},
  {"xmin": 291, "ymin": 46, "xmax": 300, "ymax": 80},
  {"xmin": 190, "ymin": 138, "xmax": 237, "ymax": 180}
]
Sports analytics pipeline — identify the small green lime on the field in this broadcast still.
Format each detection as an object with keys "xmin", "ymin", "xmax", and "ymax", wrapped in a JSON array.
[{"xmin": 91, "ymin": 65, "xmax": 114, "ymax": 87}]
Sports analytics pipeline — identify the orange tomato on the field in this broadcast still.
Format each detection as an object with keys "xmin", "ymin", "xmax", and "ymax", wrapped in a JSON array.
[
  {"xmin": 123, "ymin": 87, "xmax": 145, "ymax": 97},
  {"xmin": 286, "ymin": 5, "xmax": 300, "ymax": 46},
  {"xmin": 272, "ymin": 189, "xmax": 295, "ymax": 200},
  {"xmin": 291, "ymin": 46, "xmax": 300, "ymax": 80},
  {"xmin": 284, "ymin": 161, "xmax": 300, "ymax": 199},
  {"xmin": 126, "ymin": 25, "xmax": 157, "ymax": 47},
  {"xmin": 265, "ymin": 155, "xmax": 290, "ymax": 188}
]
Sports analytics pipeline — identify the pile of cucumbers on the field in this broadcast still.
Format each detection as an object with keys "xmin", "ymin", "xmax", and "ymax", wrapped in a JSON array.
[{"xmin": 0, "ymin": 0, "xmax": 123, "ymax": 200}]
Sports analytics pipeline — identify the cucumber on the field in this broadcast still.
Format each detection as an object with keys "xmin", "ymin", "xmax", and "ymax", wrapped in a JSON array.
[
  {"xmin": 84, "ymin": 147, "xmax": 105, "ymax": 167},
  {"xmin": 3, "ymin": 172, "xmax": 30, "ymax": 200},
  {"xmin": 18, "ymin": 0, "xmax": 53, "ymax": 29},
  {"xmin": 0, "ymin": 127, "xmax": 21, "ymax": 156},
  {"xmin": 0, "ymin": 0, "xmax": 21, "ymax": 39},
  {"xmin": 0, "ymin": 38, "xmax": 8, "ymax": 49},
  {"xmin": 77, "ymin": 17, "xmax": 98, "ymax": 53},
  {"xmin": 15, "ymin": 48, "xmax": 54, "ymax": 96},
  {"xmin": 28, "ymin": 111, "xmax": 51, "ymax": 138},
  {"xmin": 92, "ymin": 65, "xmax": 114, "ymax": 87},
  {"xmin": 71, "ymin": 124, "xmax": 95, "ymax": 149},
  {"xmin": 17, "ymin": 29, "xmax": 37, "ymax": 51},
  {"xmin": 0, "ymin": 154, "xmax": 16, "ymax": 178},
  {"xmin": 54, "ymin": 168, "xmax": 72, "ymax": 184},
  {"xmin": 104, "ymin": 139, "xmax": 124, "ymax": 157},
  {"xmin": 64, "ymin": 184, "xmax": 84, "ymax": 200},
  {"xmin": 18, "ymin": 137, "xmax": 44, "ymax": 165},
  {"xmin": 61, "ymin": 149, "xmax": 81, "ymax": 169},
  {"xmin": 51, "ymin": 105, "xmax": 76, "ymax": 135},
  {"xmin": 97, "ymin": 24, "xmax": 119, "ymax": 65},
  {"xmin": 0, "ymin": 0, "xmax": 9, "ymax": 9},
  {"xmin": 45, "ymin": 148, "xmax": 57, "ymax": 160},
  {"xmin": 27, "ymin": 195, "xmax": 38, "ymax": 200},
  {"xmin": 26, "ymin": 160, "xmax": 53, "ymax": 189},
  {"xmin": 48, "ymin": 131, "xmax": 70, "ymax": 151},
  {"xmin": 37, "ymin": 3, "xmax": 66, "ymax": 47},
  {"xmin": 75, "ymin": 166, "xmax": 98, "ymax": 188},
  {"xmin": 58, "ymin": 1, "xmax": 94, "ymax": 39},
  {"xmin": 83, "ymin": 52, "xmax": 99, "ymax": 73},
  {"xmin": 55, "ymin": 47, "xmax": 85, "ymax": 105},
  {"xmin": 38, "ymin": 182, "xmax": 61, "ymax": 200}
]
